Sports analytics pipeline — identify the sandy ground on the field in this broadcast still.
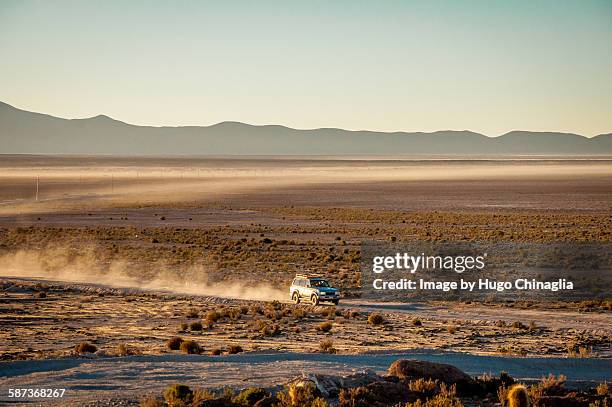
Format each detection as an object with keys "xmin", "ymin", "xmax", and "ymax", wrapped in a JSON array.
[
  {"xmin": 0, "ymin": 277, "xmax": 609, "ymax": 361},
  {"xmin": 2, "ymin": 350, "xmax": 611, "ymax": 406},
  {"xmin": 0, "ymin": 277, "xmax": 610, "ymax": 406},
  {"xmin": 0, "ymin": 156, "xmax": 610, "ymax": 405},
  {"xmin": 1, "ymin": 156, "xmax": 612, "ymax": 215}
]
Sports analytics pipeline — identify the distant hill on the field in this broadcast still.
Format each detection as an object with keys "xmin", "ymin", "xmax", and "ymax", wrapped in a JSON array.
[{"xmin": 1, "ymin": 101, "xmax": 610, "ymax": 155}]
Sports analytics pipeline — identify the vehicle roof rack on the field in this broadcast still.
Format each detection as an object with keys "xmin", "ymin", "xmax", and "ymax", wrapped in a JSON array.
[{"xmin": 295, "ymin": 273, "xmax": 323, "ymax": 279}]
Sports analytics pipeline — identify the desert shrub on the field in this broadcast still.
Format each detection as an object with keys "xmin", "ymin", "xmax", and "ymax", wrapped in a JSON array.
[
  {"xmin": 409, "ymin": 378, "xmax": 438, "ymax": 395},
  {"xmin": 228, "ymin": 344, "xmax": 244, "ymax": 354},
  {"xmin": 412, "ymin": 318, "xmax": 422, "ymax": 326},
  {"xmin": 447, "ymin": 325, "xmax": 458, "ymax": 334},
  {"xmin": 228, "ymin": 307, "xmax": 242, "ymax": 320},
  {"xmin": 528, "ymin": 321, "xmax": 537, "ymax": 332},
  {"xmin": 507, "ymin": 384, "xmax": 529, "ymax": 407},
  {"xmin": 166, "ymin": 336, "xmax": 184, "ymax": 350},
  {"xmin": 253, "ymin": 319, "xmax": 281, "ymax": 336},
  {"xmin": 252, "ymin": 319, "xmax": 266, "ymax": 332},
  {"xmin": 339, "ymin": 387, "xmax": 370, "ymax": 407},
  {"xmin": 250, "ymin": 305, "xmax": 263, "ymax": 315},
  {"xmin": 163, "ymin": 384, "xmax": 193, "ymax": 406},
  {"xmin": 116, "ymin": 343, "xmax": 139, "ymax": 356},
  {"xmin": 511, "ymin": 321, "xmax": 527, "ymax": 330},
  {"xmin": 292, "ymin": 307, "xmax": 305, "ymax": 319},
  {"xmin": 179, "ymin": 340, "xmax": 201, "ymax": 354},
  {"xmin": 577, "ymin": 346, "xmax": 593, "ymax": 358},
  {"xmin": 477, "ymin": 372, "xmax": 499, "ymax": 394},
  {"xmin": 596, "ymin": 382, "xmax": 609, "ymax": 396},
  {"xmin": 185, "ymin": 308, "xmax": 199, "ymax": 318},
  {"xmin": 139, "ymin": 395, "xmax": 163, "ymax": 407},
  {"xmin": 233, "ymin": 387, "xmax": 268, "ymax": 406},
  {"xmin": 192, "ymin": 388, "xmax": 215, "ymax": 404},
  {"xmin": 343, "ymin": 310, "xmax": 359, "ymax": 319},
  {"xmin": 210, "ymin": 348, "xmax": 222, "ymax": 356},
  {"xmin": 484, "ymin": 373, "xmax": 516, "ymax": 401},
  {"xmin": 368, "ymin": 313, "xmax": 385, "ymax": 325},
  {"xmin": 498, "ymin": 385, "xmax": 510, "ymax": 407},
  {"xmin": 189, "ymin": 321, "xmax": 203, "ymax": 331},
  {"xmin": 321, "ymin": 306, "xmax": 337, "ymax": 319},
  {"xmin": 275, "ymin": 382, "xmax": 329, "ymax": 407},
  {"xmin": 240, "ymin": 305, "xmax": 249, "ymax": 314},
  {"xmin": 264, "ymin": 307, "xmax": 281, "ymax": 320},
  {"xmin": 205, "ymin": 310, "xmax": 221, "ymax": 327},
  {"xmin": 179, "ymin": 323, "xmax": 188, "ymax": 332},
  {"xmin": 319, "ymin": 339, "xmax": 336, "ymax": 354},
  {"xmin": 499, "ymin": 372, "xmax": 515, "ymax": 387},
  {"xmin": 404, "ymin": 383, "xmax": 462, "ymax": 407},
  {"xmin": 528, "ymin": 374, "xmax": 566, "ymax": 403},
  {"xmin": 267, "ymin": 323, "xmax": 281, "ymax": 336},
  {"xmin": 318, "ymin": 321, "xmax": 333, "ymax": 332},
  {"xmin": 74, "ymin": 342, "xmax": 97, "ymax": 353}
]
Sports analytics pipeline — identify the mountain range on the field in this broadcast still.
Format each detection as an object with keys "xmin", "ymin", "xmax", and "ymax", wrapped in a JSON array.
[{"xmin": 1, "ymin": 101, "xmax": 610, "ymax": 155}]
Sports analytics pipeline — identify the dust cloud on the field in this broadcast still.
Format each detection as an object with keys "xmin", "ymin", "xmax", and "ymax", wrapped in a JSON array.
[
  {"xmin": 0, "ymin": 246, "xmax": 286, "ymax": 302},
  {"xmin": 2, "ymin": 160, "xmax": 612, "ymax": 215}
]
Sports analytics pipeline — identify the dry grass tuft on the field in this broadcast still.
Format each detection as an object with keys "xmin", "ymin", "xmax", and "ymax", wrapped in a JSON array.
[
  {"xmin": 163, "ymin": 383, "xmax": 193, "ymax": 406},
  {"xmin": 319, "ymin": 339, "xmax": 336, "ymax": 354},
  {"xmin": 189, "ymin": 321, "xmax": 203, "ymax": 331},
  {"xmin": 275, "ymin": 382, "xmax": 329, "ymax": 407},
  {"xmin": 74, "ymin": 342, "xmax": 97, "ymax": 353},
  {"xmin": 116, "ymin": 343, "xmax": 139, "ymax": 356},
  {"xmin": 179, "ymin": 340, "xmax": 201, "ymax": 354},
  {"xmin": 507, "ymin": 385, "xmax": 529, "ymax": 407},
  {"xmin": 166, "ymin": 336, "xmax": 184, "ymax": 351},
  {"xmin": 368, "ymin": 313, "xmax": 385, "ymax": 325},
  {"xmin": 408, "ymin": 378, "xmax": 438, "ymax": 394},
  {"xmin": 185, "ymin": 308, "xmax": 199, "ymax": 319},
  {"xmin": 227, "ymin": 344, "xmax": 244, "ymax": 354},
  {"xmin": 317, "ymin": 321, "xmax": 333, "ymax": 332},
  {"xmin": 596, "ymin": 382, "xmax": 609, "ymax": 396}
]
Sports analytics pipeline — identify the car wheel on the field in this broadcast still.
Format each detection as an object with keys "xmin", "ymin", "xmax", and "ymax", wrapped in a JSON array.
[
  {"xmin": 332, "ymin": 300, "xmax": 339, "ymax": 305},
  {"xmin": 292, "ymin": 292, "xmax": 300, "ymax": 304},
  {"xmin": 311, "ymin": 294, "xmax": 319, "ymax": 306}
]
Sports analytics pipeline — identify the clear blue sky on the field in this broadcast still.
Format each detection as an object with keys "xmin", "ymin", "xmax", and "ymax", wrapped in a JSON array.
[{"xmin": 1, "ymin": 0, "xmax": 611, "ymax": 136}]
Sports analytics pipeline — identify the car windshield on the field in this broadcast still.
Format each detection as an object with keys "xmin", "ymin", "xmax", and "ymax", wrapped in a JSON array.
[{"xmin": 310, "ymin": 279, "xmax": 330, "ymax": 288}]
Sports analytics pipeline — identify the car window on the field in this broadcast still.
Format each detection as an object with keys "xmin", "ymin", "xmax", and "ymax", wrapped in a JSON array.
[{"xmin": 310, "ymin": 279, "xmax": 330, "ymax": 288}]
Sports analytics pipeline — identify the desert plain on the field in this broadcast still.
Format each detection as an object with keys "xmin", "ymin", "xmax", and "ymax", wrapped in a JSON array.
[{"xmin": 0, "ymin": 155, "xmax": 610, "ymax": 406}]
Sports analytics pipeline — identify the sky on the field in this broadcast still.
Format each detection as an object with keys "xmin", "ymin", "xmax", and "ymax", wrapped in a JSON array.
[{"xmin": 1, "ymin": 0, "xmax": 611, "ymax": 136}]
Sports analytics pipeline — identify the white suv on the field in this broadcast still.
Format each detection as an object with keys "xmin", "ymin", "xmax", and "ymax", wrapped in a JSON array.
[{"xmin": 290, "ymin": 274, "xmax": 340, "ymax": 305}]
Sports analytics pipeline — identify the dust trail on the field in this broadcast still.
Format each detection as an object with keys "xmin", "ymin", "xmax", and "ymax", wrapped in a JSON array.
[
  {"xmin": 0, "ymin": 246, "xmax": 286, "ymax": 302},
  {"xmin": 2, "ymin": 160, "xmax": 612, "ymax": 215}
]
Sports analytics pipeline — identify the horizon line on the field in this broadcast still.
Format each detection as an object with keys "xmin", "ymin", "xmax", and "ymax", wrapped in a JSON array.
[{"xmin": 1, "ymin": 100, "xmax": 609, "ymax": 139}]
